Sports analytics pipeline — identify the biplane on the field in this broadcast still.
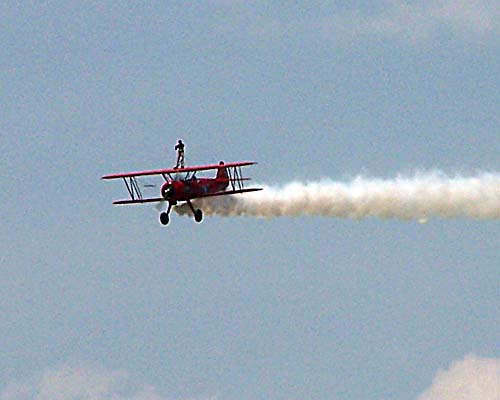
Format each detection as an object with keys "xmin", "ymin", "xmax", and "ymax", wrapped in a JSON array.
[{"xmin": 102, "ymin": 161, "xmax": 262, "ymax": 226}]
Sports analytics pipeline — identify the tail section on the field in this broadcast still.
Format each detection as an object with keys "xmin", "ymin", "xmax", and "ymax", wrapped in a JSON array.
[{"xmin": 216, "ymin": 161, "xmax": 229, "ymax": 181}]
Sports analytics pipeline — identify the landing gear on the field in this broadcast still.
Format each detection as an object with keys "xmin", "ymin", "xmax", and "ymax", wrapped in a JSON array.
[
  {"xmin": 194, "ymin": 209, "xmax": 203, "ymax": 223},
  {"xmin": 158, "ymin": 201, "xmax": 203, "ymax": 225},
  {"xmin": 159, "ymin": 202, "xmax": 173, "ymax": 226},
  {"xmin": 159, "ymin": 212, "xmax": 170, "ymax": 225},
  {"xmin": 187, "ymin": 200, "xmax": 203, "ymax": 223}
]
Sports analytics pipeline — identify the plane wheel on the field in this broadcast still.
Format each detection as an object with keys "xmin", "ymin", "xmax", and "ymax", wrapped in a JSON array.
[
  {"xmin": 159, "ymin": 212, "xmax": 170, "ymax": 226},
  {"xmin": 194, "ymin": 209, "xmax": 203, "ymax": 223}
]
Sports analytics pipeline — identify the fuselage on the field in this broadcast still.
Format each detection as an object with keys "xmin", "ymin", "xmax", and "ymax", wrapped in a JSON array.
[{"xmin": 160, "ymin": 166, "xmax": 230, "ymax": 202}]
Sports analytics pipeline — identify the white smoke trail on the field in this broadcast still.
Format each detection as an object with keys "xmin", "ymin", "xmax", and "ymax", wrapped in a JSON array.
[{"xmin": 175, "ymin": 172, "xmax": 500, "ymax": 221}]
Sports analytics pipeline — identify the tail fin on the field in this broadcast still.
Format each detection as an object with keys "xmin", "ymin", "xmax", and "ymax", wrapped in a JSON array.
[{"xmin": 216, "ymin": 161, "xmax": 229, "ymax": 181}]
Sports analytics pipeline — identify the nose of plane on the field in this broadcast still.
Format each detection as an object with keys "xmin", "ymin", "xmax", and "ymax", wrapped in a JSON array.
[{"xmin": 161, "ymin": 183, "xmax": 175, "ymax": 200}]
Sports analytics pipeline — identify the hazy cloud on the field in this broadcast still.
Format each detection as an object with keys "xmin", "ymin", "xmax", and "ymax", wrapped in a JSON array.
[
  {"xmin": 245, "ymin": 0, "xmax": 499, "ymax": 43},
  {"xmin": 365, "ymin": 0, "xmax": 499, "ymax": 40},
  {"xmin": 418, "ymin": 354, "xmax": 500, "ymax": 400},
  {"xmin": 2, "ymin": 355, "xmax": 499, "ymax": 400},
  {"xmin": 0, "ymin": 362, "xmax": 215, "ymax": 400}
]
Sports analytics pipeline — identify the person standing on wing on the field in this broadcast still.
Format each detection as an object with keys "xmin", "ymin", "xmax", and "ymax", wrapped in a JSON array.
[{"xmin": 174, "ymin": 139, "xmax": 185, "ymax": 169}]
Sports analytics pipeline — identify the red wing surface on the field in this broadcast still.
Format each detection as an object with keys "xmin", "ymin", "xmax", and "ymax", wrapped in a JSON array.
[
  {"xmin": 113, "ymin": 197, "xmax": 164, "ymax": 205},
  {"xmin": 102, "ymin": 161, "xmax": 257, "ymax": 180},
  {"xmin": 110, "ymin": 189, "xmax": 262, "ymax": 205}
]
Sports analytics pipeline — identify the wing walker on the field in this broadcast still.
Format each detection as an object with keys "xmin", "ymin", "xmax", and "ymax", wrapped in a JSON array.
[{"xmin": 102, "ymin": 161, "xmax": 262, "ymax": 226}]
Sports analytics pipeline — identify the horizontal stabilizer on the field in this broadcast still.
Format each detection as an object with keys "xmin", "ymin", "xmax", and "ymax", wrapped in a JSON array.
[
  {"xmin": 229, "ymin": 177, "xmax": 251, "ymax": 182},
  {"xmin": 196, "ymin": 188, "xmax": 263, "ymax": 199}
]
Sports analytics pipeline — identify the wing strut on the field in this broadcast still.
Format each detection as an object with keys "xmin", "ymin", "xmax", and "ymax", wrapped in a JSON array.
[
  {"xmin": 123, "ymin": 177, "xmax": 143, "ymax": 201},
  {"xmin": 227, "ymin": 166, "xmax": 245, "ymax": 191}
]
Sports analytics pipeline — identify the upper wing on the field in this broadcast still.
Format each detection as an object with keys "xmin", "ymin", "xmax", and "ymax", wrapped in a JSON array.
[{"xmin": 102, "ymin": 161, "xmax": 257, "ymax": 180}]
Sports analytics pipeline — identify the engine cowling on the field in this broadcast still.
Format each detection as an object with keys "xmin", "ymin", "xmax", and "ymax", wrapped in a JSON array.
[{"xmin": 161, "ymin": 182, "xmax": 175, "ymax": 200}]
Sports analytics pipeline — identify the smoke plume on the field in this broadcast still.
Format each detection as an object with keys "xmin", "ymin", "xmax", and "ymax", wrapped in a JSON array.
[{"xmin": 175, "ymin": 172, "xmax": 500, "ymax": 220}]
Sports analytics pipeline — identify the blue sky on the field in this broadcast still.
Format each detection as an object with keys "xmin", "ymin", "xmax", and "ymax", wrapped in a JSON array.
[{"xmin": 1, "ymin": 1, "xmax": 499, "ymax": 399}]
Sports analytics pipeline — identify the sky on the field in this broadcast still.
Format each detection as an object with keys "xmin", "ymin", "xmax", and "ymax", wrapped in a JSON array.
[{"xmin": 1, "ymin": 1, "xmax": 499, "ymax": 399}]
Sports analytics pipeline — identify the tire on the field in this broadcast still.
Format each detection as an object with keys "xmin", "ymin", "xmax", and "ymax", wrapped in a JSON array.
[
  {"xmin": 159, "ymin": 212, "xmax": 170, "ymax": 225},
  {"xmin": 194, "ymin": 209, "xmax": 203, "ymax": 223}
]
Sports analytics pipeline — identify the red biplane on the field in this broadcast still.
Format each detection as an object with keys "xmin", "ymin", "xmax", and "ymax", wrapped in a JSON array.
[{"xmin": 102, "ymin": 161, "xmax": 262, "ymax": 226}]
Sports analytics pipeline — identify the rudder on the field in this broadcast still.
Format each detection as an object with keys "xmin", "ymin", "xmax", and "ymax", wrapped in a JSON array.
[{"xmin": 216, "ymin": 161, "xmax": 229, "ymax": 181}]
